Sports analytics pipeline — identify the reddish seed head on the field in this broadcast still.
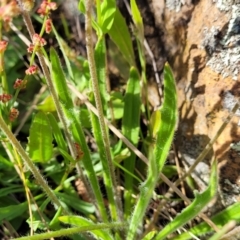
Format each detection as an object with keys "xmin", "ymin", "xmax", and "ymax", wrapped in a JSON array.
[
  {"xmin": 13, "ymin": 79, "xmax": 27, "ymax": 89},
  {"xmin": 74, "ymin": 143, "xmax": 84, "ymax": 160},
  {"xmin": 45, "ymin": 18, "xmax": 52, "ymax": 34},
  {"xmin": 25, "ymin": 65, "xmax": 38, "ymax": 75},
  {"xmin": 27, "ymin": 44, "xmax": 34, "ymax": 53},
  {"xmin": 37, "ymin": 0, "xmax": 57, "ymax": 17},
  {"xmin": 9, "ymin": 108, "xmax": 19, "ymax": 122},
  {"xmin": 0, "ymin": 93, "xmax": 12, "ymax": 103},
  {"xmin": 32, "ymin": 33, "xmax": 47, "ymax": 46}
]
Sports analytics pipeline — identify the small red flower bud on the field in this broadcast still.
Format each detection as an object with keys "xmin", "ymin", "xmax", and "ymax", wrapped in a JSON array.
[
  {"xmin": 32, "ymin": 33, "xmax": 47, "ymax": 47},
  {"xmin": 0, "ymin": 93, "xmax": 12, "ymax": 103},
  {"xmin": 27, "ymin": 44, "xmax": 34, "ymax": 53},
  {"xmin": 9, "ymin": 108, "xmax": 19, "ymax": 122},
  {"xmin": 0, "ymin": 40, "xmax": 8, "ymax": 53},
  {"xmin": 37, "ymin": 0, "xmax": 57, "ymax": 17},
  {"xmin": 45, "ymin": 19, "xmax": 52, "ymax": 34},
  {"xmin": 13, "ymin": 79, "xmax": 27, "ymax": 89},
  {"xmin": 75, "ymin": 143, "xmax": 84, "ymax": 160},
  {"xmin": 25, "ymin": 65, "xmax": 38, "ymax": 75}
]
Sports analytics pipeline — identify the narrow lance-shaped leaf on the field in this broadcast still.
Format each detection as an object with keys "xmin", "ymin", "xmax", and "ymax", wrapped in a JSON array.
[
  {"xmin": 154, "ymin": 63, "xmax": 178, "ymax": 172},
  {"xmin": 130, "ymin": 0, "xmax": 144, "ymax": 41},
  {"xmin": 94, "ymin": 37, "xmax": 108, "ymax": 115},
  {"xmin": 155, "ymin": 160, "xmax": 218, "ymax": 240},
  {"xmin": 108, "ymin": 8, "xmax": 136, "ymax": 67},
  {"xmin": 28, "ymin": 111, "xmax": 53, "ymax": 163},
  {"xmin": 127, "ymin": 63, "xmax": 178, "ymax": 240},
  {"xmin": 50, "ymin": 47, "xmax": 108, "ymax": 222},
  {"xmin": 122, "ymin": 67, "xmax": 141, "ymax": 218},
  {"xmin": 100, "ymin": 0, "xmax": 116, "ymax": 34},
  {"xmin": 171, "ymin": 202, "xmax": 240, "ymax": 240}
]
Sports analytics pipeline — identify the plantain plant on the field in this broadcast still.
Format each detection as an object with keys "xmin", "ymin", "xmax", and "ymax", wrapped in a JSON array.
[{"xmin": 0, "ymin": 0, "xmax": 239, "ymax": 240}]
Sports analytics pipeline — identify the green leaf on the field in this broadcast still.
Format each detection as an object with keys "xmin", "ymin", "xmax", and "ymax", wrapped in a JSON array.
[
  {"xmin": 108, "ymin": 92, "xmax": 124, "ymax": 119},
  {"xmin": 130, "ymin": 0, "xmax": 144, "ymax": 41},
  {"xmin": 47, "ymin": 113, "xmax": 68, "ymax": 153},
  {"xmin": 28, "ymin": 112, "xmax": 53, "ymax": 162},
  {"xmin": 0, "ymin": 186, "xmax": 23, "ymax": 197},
  {"xmin": 78, "ymin": 0, "xmax": 86, "ymax": 13},
  {"xmin": 154, "ymin": 63, "xmax": 178, "ymax": 172},
  {"xmin": 58, "ymin": 148, "xmax": 75, "ymax": 163},
  {"xmin": 155, "ymin": 160, "xmax": 218, "ymax": 240},
  {"xmin": 94, "ymin": 37, "xmax": 109, "ymax": 115},
  {"xmin": 108, "ymin": 8, "xmax": 135, "ymax": 66},
  {"xmin": 37, "ymin": 95, "xmax": 56, "ymax": 112},
  {"xmin": 59, "ymin": 216, "xmax": 114, "ymax": 240},
  {"xmin": 0, "ymin": 202, "xmax": 28, "ymax": 221},
  {"xmin": 56, "ymin": 192, "xmax": 95, "ymax": 214},
  {"xmin": 122, "ymin": 67, "xmax": 141, "ymax": 144},
  {"xmin": 122, "ymin": 67, "xmax": 141, "ymax": 218},
  {"xmin": 50, "ymin": 47, "xmax": 108, "ymax": 221},
  {"xmin": 100, "ymin": 0, "xmax": 116, "ymax": 33},
  {"xmin": 127, "ymin": 63, "xmax": 178, "ymax": 239},
  {"xmin": 171, "ymin": 202, "xmax": 240, "ymax": 240},
  {"xmin": 150, "ymin": 110, "xmax": 161, "ymax": 138},
  {"xmin": 52, "ymin": 25, "xmax": 74, "ymax": 81},
  {"xmin": 142, "ymin": 231, "xmax": 157, "ymax": 240}
]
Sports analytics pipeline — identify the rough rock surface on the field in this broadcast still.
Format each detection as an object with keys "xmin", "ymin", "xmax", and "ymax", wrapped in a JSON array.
[{"xmin": 148, "ymin": 0, "xmax": 240, "ymax": 206}]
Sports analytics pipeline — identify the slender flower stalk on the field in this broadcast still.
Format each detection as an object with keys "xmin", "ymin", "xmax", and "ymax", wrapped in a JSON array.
[
  {"xmin": 17, "ymin": 0, "xmax": 78, "ymax": 168},
  {"xmin": 85, "ymin": 0, "xmax": 123, "ymax": 221}
]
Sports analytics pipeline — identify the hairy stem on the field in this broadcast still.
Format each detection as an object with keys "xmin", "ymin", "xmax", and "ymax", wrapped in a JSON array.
[{"xmin": 85, "ymin": 0, "xmax": 123, "ymax": 221}]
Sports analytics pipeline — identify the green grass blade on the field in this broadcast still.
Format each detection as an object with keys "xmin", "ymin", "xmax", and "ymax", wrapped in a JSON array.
[
  {"xmin": 155, "ymin": 160, "xmax": 218, "ymax": 240},
  {"xmin": 59, "ymin": 216, "xmax": 114, "ymax": 240},
  {"xmin": 154, "ymin": 63, "xmax": 178, "ymax": 172},
  {"xmin": 94, "ymin": 37, "xmax": 108, "ymax": 115},
  {"xmin": 47, "ymin": 113, "xmax": 68, "ymax": 153},
  {"xmin": 89, "ymin": 36, "xmax": 120, "ymax": 222},
  {"xmin": 108, "ymin": 8, "xmax": 135, "ymax": 66},
  {"xmin": 0, "ymin": 202, "xmax": 28, "ymax": 221},
  {"xmin": 52, "ymin": 24, "xmax": 74, "ymax": 80},
  {"xmin": 171, "ymin": 202, "xmax": 240, "ymax": 240},
  {"xmin": 130, "ymin": 0, "xmax": 144, "ymax": 41},
  {"xmin": 28, "ymin": 111, "xmax": 53, "ymax": 163},
  {"xmin": 126, "ymin": 63, "xmax": 178, "ymax": 240},
  {"xmin": 100, "ymin": 0, "xmax": 116, "ymax": 34},
  {"xmin": 50, "ymin": 47, "xmax": 108, "ymax": 222},
  {"xmin": 122, "ymin": 67, "xmax": 141, "ymax": 218}
]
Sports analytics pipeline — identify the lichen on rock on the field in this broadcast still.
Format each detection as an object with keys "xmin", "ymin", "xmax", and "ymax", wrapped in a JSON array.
[{"xmin": 205, "ymin": 4, "xmax": 240, "ymax": 80}]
